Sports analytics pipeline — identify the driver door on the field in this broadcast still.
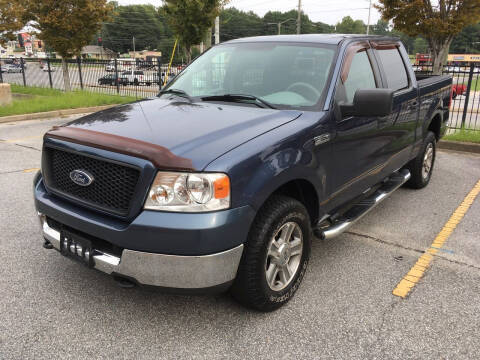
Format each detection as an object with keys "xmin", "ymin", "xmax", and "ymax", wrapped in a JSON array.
[{"xmin": 328, "ymin": 42, "xmax": 385, "ymax": 209}]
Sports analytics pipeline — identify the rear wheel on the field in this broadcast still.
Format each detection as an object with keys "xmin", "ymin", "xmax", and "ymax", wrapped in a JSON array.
[
  {"xmin": 231, "ymin": 195, "xmax": 311, "ymax": 311},
  {"xmin": 405, "ymin": 131, "xmax": 436, "ymax": 189}
]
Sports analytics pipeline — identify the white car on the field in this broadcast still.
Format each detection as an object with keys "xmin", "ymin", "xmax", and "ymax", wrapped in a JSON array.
[
  {"xmin": 121, "ymin": 70, "xmax": 146, "ymax": 85},
  {"xmin": 447, "ymin": 66, "xmax": 461, "ymax": 73},
  {"xmin": 2, "ymin": 64, "xmax": 22, "ymax": 73}
]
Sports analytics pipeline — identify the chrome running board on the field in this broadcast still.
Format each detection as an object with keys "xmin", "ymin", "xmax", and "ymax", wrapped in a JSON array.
[{"xmin": 317, "ymin": 169, "xmax": 411, "ymax": 240}]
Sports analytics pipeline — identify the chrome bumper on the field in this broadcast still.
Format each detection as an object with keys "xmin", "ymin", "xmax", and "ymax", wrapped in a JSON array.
[{"xmin": 39, "ymin": 213, "xmax": 244, "ymax": 289}]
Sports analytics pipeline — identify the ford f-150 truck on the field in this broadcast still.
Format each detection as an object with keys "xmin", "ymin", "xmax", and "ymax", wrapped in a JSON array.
[{"xmin": 34, "ymin": 35, "xmax": 452, "ymax": 311}]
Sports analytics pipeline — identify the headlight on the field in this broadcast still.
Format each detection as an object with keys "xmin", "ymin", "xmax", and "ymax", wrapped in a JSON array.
[{"xmin": 144, "ymin": 172, "xmax": 230, "ymax": 212}]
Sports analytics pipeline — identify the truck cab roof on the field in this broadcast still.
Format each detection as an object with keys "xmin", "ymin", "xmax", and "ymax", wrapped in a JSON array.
[{"xmin": 224, "ymin": 34, "xmax": 400, "ymax": 46}]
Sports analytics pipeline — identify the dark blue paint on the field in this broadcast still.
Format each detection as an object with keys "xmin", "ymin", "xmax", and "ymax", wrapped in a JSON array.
[{"xmin": 34, "ymin": 35, "xmax": 452, "ymax": 256}]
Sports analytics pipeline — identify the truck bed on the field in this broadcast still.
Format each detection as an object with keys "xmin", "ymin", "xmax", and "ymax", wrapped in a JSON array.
[{"xmin": 415, "ymin": 74, "xmax": 452, "ymax": 97}]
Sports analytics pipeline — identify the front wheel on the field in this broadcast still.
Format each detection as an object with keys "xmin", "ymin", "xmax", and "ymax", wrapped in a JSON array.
[
  {"xmin": 405, "ymin": 131, "xmax": 436, "ymax": 189},
  {"xmin": 231, "ymin": 195, "xmax": 311, "ymax": 311}
]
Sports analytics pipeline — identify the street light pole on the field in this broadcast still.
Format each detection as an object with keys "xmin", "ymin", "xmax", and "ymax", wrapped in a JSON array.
[
  {"xmin": 267, "ymin": 18, "xmax": 296, "ymax": 36},
  {"xmin": 366, "ymin": 0, "xmax": 372, "ymax": 35}
]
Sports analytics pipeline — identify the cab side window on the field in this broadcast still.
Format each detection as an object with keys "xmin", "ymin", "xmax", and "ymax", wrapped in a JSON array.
[
  {"xmin": 376, "ymin": 48, "xmax": 409, "ymax": 91},
  {"xmin": 339, "ymin": 51, "xmax": 377, "ymax": 103}
]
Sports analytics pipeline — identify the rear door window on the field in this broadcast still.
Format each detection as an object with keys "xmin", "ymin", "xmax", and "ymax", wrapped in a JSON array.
[{"xmin": 376, "ymin": 48, "xmax": 409, "ymax": 91}]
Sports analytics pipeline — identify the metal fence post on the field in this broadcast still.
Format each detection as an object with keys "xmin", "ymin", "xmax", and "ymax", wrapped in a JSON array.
[
  {"xmin": 157, "ymin": 57, "xmax": 162, "ymax": 91},
  {"xmin": 47, "ymin": 58, "xmax": 53, "ymax": 88},
  {"xmin": 114, "ymin": 58, "xmax": 120, "ymax": 94},
  {"xmin": 77, "ymin": 57, "xmax": 84, "ymax": 90},
  {"xmin": 461, "ymin": 62, "xmax": 474, "ymax": 129},
  {"xmin": 20, "ymin": 58, "xmax": 26, "ymax": 86},
  {"xmin": 0, "ymin": 61, "xmax": 3, "ymax": 83}
]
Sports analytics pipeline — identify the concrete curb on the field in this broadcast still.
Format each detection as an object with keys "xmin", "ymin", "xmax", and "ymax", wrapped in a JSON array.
[
  {"xmin": 438, "ymin": 140, "xmax": 480, "ymax": 154},
  {"xmin": 0, "ymin": 104, "xmax": 117, "ymax": 124}
]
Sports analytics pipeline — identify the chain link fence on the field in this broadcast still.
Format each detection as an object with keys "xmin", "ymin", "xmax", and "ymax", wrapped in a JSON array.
[{"xmin": 0, "ymin": 57, "xmax": 183, "ymax": 99}]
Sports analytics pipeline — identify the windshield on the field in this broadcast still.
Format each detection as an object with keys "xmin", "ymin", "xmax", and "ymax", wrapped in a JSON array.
[{"xmin": 166, "ymin": 42, "xmax": 336, "ymax": 108}]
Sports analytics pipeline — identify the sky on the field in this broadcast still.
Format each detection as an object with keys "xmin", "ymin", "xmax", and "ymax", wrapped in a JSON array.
[{"xmin": 117, "ymin": 0, "xmax": 381, "ymax": 26}]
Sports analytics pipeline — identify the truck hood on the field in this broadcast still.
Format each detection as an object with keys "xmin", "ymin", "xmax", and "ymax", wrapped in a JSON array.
[{"xmin": 53, "ymin": 97, "xmax": 302, "ymax": 170}]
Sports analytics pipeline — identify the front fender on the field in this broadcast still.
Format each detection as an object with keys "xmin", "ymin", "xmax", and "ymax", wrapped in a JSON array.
[{"xmin": 204, "ymin": 114, "xmax": 329, "ymax": 213}]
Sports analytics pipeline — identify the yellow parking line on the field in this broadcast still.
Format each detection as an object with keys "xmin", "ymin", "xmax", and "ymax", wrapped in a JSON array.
[
  {"xmin": 4, "ymin": 135, "xmax": 43, "ymax": 143},
  {"xmin": 392, "ymin": 179, "xmax": 480, "ymax": 298},
  {"xmin": 23, "ymin": 168, "xmax": 40, "ymax": 173}
]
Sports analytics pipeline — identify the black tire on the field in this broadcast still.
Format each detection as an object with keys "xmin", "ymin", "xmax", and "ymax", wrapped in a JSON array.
[
  {"xmin": 231, "ymin": 195, "xmax": 311, "ymax": 311},
  {"xmin": 405, "ymin": 131, "xmax": 436, "ymax": 189},
  {"xmin": 133, "ymin": 79, "xmax": 139, "ymax": 86}
]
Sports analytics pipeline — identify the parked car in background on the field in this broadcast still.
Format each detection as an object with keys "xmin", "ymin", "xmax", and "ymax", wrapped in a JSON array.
[
  {"xmin": 98, "ymin": 74, "xmax": 128, "ymax": 86},
  {"xmin": 1, "ymin": 64, "xmax": 22, "ymax": 73},
  {"xmin": 451, "ymin": 84, "xmax": 467, "ymax": 99},
  {"xmin": 106, "ymin": 58, "xmax": 137, "ymax": 72},
  {"xmin": 122, "ymin": 70, "xmax": 147, "ymax": 86},
  {"xmin": 446, "ymin": 66, "xmax": 461, "ymax": 73}
]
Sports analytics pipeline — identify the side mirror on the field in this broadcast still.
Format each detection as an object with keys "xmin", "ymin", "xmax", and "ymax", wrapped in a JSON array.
[{"xmin": 340, "ymin": 88, "xmax": 394, "ymax": 117}]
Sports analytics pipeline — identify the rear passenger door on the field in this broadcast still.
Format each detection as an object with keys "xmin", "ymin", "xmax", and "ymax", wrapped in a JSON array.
[{"xmin": 371, "ymin": 42, "xmax": 418, "ymax": 177}]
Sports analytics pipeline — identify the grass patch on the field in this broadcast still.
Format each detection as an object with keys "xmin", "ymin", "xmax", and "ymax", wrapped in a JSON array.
[
  {"xmin": 444, "ymin": 130, "xmax": 480, "ymax": 144},
  {"xmin": 10, "ymin": 84, "xmax": 64, "ymax": 97},
  {"xmin": 1, "ymin": 85, "xmax": 136, "ymax": 117},
  {"xmin": 470, "ymin": 78, "xmax": 479, "ymax": 91}
]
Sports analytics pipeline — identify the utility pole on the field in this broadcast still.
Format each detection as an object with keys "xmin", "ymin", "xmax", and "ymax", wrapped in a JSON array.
[
  {"xmin": 132, "ymin": 36, "xmax": 136, "ymax": 59},
  {"xmin": 366, "ymin": 0, "xmax": 372, "ymax": 35},
  {"xmin": 296, "ymin": 0, "xmax": 302, "ymax": 34},
  {"xmin": 215, "ymin": 16, "xmax": 220, "ymax": 44}
]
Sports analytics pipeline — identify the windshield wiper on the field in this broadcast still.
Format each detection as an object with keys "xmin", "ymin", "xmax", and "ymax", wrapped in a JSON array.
[
  {"xmin": 201, "ymin": 94, "xmax": 277, "ymax": 109},
  {"xmin": 159, "ymin": 88, "xmax": 193, "ymax": 102}
]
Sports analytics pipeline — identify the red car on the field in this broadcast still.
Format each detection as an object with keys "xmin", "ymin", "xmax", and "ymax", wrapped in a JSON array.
[{"xmin": 452, "ymin": 84, "xmax": 466, "ymax": 99}]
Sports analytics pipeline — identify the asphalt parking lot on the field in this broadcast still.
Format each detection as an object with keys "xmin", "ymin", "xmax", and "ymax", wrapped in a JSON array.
[{"xmin": 1, "ymin": 116, "xmax": 480, "ymax": 359}]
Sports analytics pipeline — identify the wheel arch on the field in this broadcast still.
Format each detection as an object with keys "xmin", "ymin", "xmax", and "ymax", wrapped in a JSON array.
[
  {"xmin": 427, "ymin": 112, "xmax": 442, "ymax": 141},
  {"xmin": 253, "ymin": 177, "xmax": 321, "ymax": 226}
]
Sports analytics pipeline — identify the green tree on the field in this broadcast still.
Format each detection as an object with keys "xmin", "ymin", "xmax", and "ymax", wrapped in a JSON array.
[
  {"xmin": 335, "ymin": 16, "xmax": 365, "ymax": 34},
  {"xmin": 262, "ymin": 9, "xmax": 329, "ymax": 35},
  {"xmin": 450, "ymin": 22, "xmax": 480, "ymax": 53},
  {"xmin": 371, "ymin": 19, "xmax": 390, "ymax": 35},
  {"xmin": 163, "ymin": 0, "xmax": 226, "ymax": 63},
  {"xmin": 220, "ymin": 8, "xmax": 264, "ymax": 41},
  {"xmin": 413, "ymin": 37, "xmax": 429, "ymax": 54},
  {"xmin": 101, "ymin": 5, "xmax": 165, "ymax": 55},
  {"xmin": 376, "ymin": 0, "xmax": 480, "ymax": 74},
  {"xmin": 20, "ymin": 0, "xmax": 112, "ymax": 91},
  {"xmin": 0, "ymin": 0, "xmax": 25, "ymax": 44}
]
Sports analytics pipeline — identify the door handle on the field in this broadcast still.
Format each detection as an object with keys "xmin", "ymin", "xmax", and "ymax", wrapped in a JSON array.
[
  {"xmin": 314, "ymin": 133, "xmax": 331, "ymax": 146},
  {"xmin": 408, "ymin": 101, "xmax": 418, "ymax": 111}
]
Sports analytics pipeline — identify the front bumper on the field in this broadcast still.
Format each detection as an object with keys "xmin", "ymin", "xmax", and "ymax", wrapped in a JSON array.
[
  {"xmin": 34, "ymin": 178, "xmax": 255, "ymax": 255},
  {"xmin": 39, "ymin": 213, "xmax": 244, "ymax": 289}
]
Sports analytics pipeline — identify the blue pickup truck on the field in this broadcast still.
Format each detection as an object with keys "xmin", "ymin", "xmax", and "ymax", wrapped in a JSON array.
[{"xmin": 34, "ymin": 35, "xmax": 452, "ymax": 311}]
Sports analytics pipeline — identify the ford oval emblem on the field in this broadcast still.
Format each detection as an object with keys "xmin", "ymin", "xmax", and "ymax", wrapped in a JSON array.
[{"xmin": 69, "ymin": 169, "xmax": 94, "ymax": 187}]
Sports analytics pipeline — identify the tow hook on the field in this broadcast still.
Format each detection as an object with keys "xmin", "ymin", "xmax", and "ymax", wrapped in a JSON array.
[{"xmin": 43, "ymin": 239, "xmax": 54, "ymax": 249}]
